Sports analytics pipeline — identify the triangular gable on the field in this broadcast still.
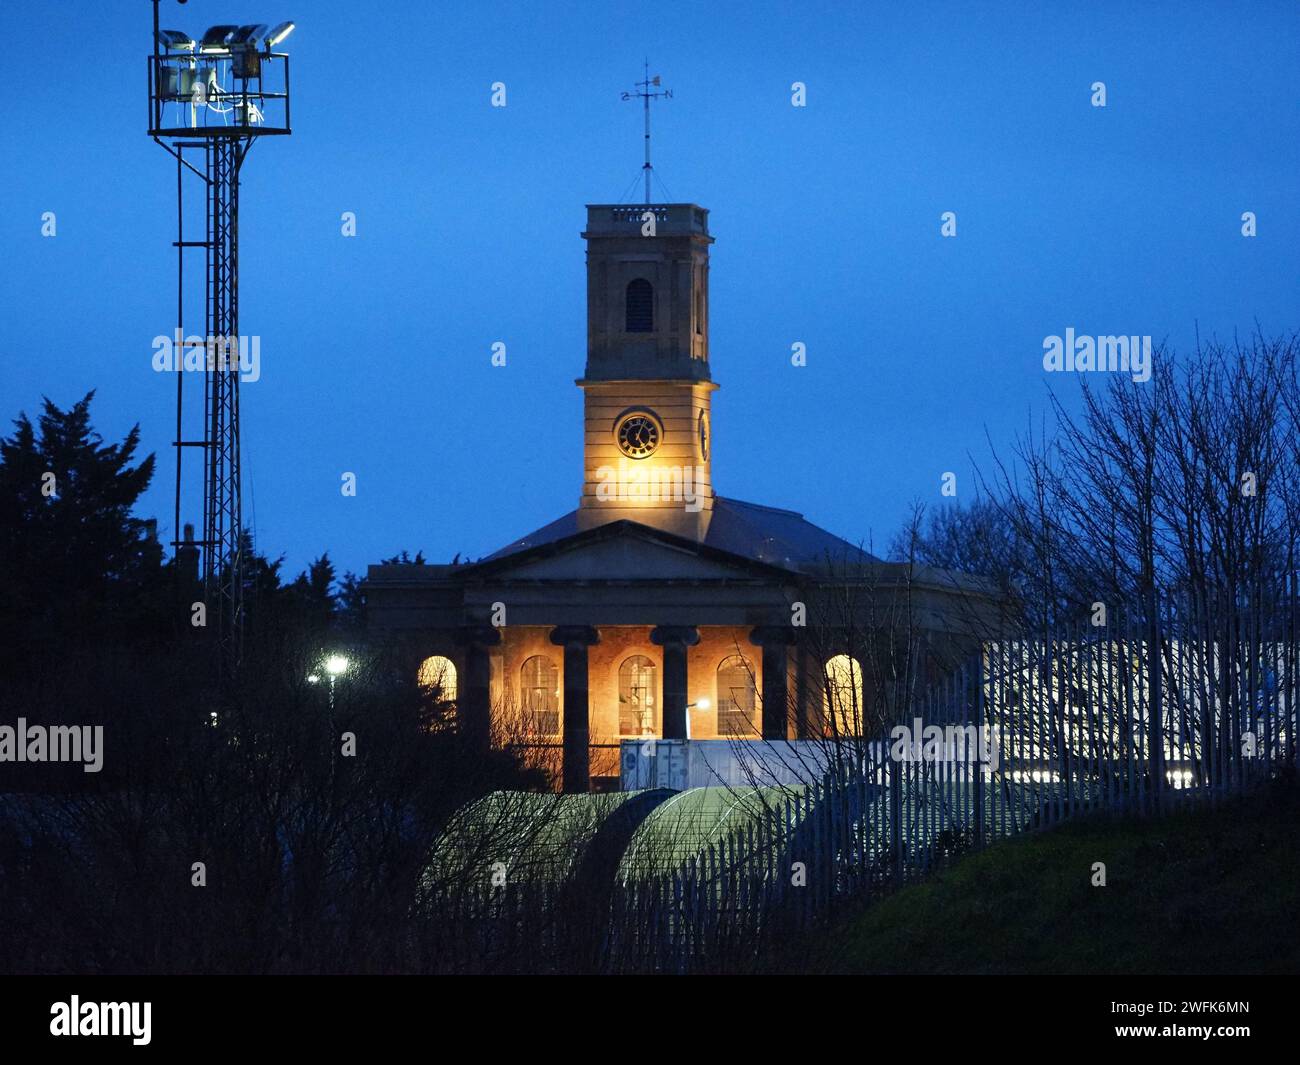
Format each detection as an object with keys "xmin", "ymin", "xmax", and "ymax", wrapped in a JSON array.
[{"xmin": 462, "ymin": 520, "xmax": 794, "ymax": 583}]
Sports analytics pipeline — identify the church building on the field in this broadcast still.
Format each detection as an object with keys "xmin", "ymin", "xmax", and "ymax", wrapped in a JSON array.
[{"xmin": 365, "ymin": 201, "xmax": 996, "ymax": 791}]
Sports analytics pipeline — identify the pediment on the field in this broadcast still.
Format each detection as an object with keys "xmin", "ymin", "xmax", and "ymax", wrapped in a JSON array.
[{"xmin": 467, "ymin": 522, "xmax": 788, "ymax": 583}]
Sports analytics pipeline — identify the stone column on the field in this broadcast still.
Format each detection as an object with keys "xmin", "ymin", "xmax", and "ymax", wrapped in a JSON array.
[
  {"xmin": 550, "ymin": 625, "xmax": 600, "ymax": 794},
  {"xmin": 795, "ymin": 644, "xmax": 811, "ymax": 739},
  {"xmin": 750, "ymin": 626, "xmax": 796, "ymax": 740},
  {"xmin": 456, "ymin": 625, "xmax": 501, "ymax": 754},
  {"xmin": 650, "ymin": 625, "xmax": 700, "ymax": 740}
]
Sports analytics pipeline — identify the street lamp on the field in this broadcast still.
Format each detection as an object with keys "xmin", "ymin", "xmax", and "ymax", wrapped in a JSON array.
[
  {"xmin": 325, "ymin": 655, "xmax": 349, "ymax": 677},
  {"xmin": 685, "ymin": 697, "xmax": 711, "ymax": 739},
  {"xmin": 306, "ymin": 655, "xmax": 350, "ymax": 707},
  {"xmin": 324, "ymin": 654, "xmax": 349, "ymax": 708}
]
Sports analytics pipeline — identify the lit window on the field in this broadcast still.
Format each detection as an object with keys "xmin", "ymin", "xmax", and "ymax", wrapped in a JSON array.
[
  {"xmin": 521, "ymin": 655, "xmax": 559, "ymax": 735},
  {"xmin": 716, "ymin": 655, "xmax": 757, "ymax": 736},
  {"xmin": 619, "ymin": 655, "xmax": 658, "ymax": 736},
  {"xmin": 417, "ymin": 655, "xmax": 457, "ymax": 701},
  {"xmin": 625, "ymin": 278, "xmax": 653, "ymax": 333},
  {"xmin": 824, "ymin": 654, "xmax": 864, "ymax": 735}
]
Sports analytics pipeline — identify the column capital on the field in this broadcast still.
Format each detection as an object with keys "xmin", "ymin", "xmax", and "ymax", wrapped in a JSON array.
[
  {"xmin": 549, "ymin": 624, "xmax": 601, "ymax": 648},
  {"xmin": 650, "ymin": 624, "xmax": 700, "ymax": 648},
  {"xmin": 749, "ymin": 625, "xmax": 797, "ymax": 647},
  {"xmin": 455, "ymin": 624, "xmax": 502, "ymax": 648}
]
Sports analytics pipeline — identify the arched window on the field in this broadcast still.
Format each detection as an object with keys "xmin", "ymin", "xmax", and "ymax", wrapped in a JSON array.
[
  {"xmin": 716, "ymin": 655, "xmax": 757, "ymax": 737},
  {"xmin": 694, "ymin": 283, "xmax": 704, "ymax": 336},
  {"xmin": 619, "ymin": 655, "xmax": 658, "ymax": 737},
  {"xmin": 824, "ymin": 654, "xmax": 864, "ymax": 736},
  {"xmin": 625, "ymin": 278, "xmax": 653, "ymax": 333},
  {"xmin": 521, "ymin": 655, "xmax": 559, "ymax": 735},
  {"xmin": 417, "ymin": 655, "xmax": 457, "ymax": 701}
]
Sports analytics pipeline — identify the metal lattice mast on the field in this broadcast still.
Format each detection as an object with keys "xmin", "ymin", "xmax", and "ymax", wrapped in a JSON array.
[
  {"xmin": 204, "ymin": 136, "xmax": 245, "ymax": 660},
  {"xmin": 148, "ymin": 5, "xmax": 295, "ymax": 671}
]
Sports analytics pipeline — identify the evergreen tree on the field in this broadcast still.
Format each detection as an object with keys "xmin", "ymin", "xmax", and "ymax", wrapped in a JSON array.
[{"xmin": 0, "ymin": 392, "xmax": 164, "ymax": 669}]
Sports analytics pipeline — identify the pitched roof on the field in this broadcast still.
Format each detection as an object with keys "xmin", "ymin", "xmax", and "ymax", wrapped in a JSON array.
[{"xmin": 483, "ymin": 497, "xmax": 878, "ymax": 574}]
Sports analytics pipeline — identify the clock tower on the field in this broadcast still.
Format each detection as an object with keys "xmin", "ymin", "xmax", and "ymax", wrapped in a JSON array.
[{"xmin": 576, "ymin": 203, "xmax": 717, "ymax": 540}]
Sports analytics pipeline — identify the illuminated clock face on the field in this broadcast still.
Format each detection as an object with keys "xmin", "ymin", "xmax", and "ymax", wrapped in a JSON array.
[
  {"xmin": 698, "ymin": 411, "xmax": 710, "ymax": 461},
  {"xmin": 615, "ymin": 410, "xmax": 662, "ymax": 459}
]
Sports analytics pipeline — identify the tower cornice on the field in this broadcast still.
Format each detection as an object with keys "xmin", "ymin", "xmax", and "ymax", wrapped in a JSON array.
[
  {"xmin": 576, "ymin": 378, "xmax": 719, "ymax": 391},
  {"xmin": 583, "ymin": 203, "xmax": 713, "ymax": 242}
]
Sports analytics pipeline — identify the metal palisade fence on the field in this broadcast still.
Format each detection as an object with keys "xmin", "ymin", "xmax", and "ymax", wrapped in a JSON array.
[{"xmin": 417, "ymin": 579, "xmax": 1298, "ymax": 973}]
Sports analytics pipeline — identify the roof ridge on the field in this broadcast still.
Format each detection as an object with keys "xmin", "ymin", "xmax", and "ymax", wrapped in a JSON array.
[{"xmin": 715, "ymin": 496, "xmax": 804, "ymax": 518}]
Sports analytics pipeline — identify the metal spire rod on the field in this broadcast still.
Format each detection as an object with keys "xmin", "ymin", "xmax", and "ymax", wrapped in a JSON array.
[{"xmin": 622, "ymin": 61, "xmax": 671, "ymax": 205}]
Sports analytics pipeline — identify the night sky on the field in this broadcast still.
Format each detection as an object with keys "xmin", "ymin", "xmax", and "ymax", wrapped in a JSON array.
[{"xmin": 1, "ymin": 1, "xmax": 1296, "ymax": 579}]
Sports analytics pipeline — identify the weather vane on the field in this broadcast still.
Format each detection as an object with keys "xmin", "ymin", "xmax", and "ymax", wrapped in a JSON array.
[{"xmin": 622, "ymin": 61, "xmax": 671, "ymax": 205}]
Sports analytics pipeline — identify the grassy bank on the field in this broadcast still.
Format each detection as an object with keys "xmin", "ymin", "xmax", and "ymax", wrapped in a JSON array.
[{"xmin": 814, "ymin": 778, "xmax": 1300, "ymax": 975}]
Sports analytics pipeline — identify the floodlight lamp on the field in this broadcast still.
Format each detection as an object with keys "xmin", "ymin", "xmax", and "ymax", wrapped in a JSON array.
[
  {"xmin": 199, "ymin": 24, "xmax": 239, "ymax": 53},
  {"xmin": 157, "ymin": 29, "xmax": 195, "ymax": 52},
  {"xmin": 230, "ymin": 24, "xmax": 268, "ymax": 49},
  {"xmin": 265, "ymin": 21, "xmax": 295, "ymax": 48},
  {"xmin": 325, "ymin": 655, "xmax": 349, "ymax": 677}
]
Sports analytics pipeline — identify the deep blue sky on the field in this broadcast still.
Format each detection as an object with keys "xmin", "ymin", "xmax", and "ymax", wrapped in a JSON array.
[{"xmin": 2, "ymin": 1, "xmax": 1297, "ymax": 579}]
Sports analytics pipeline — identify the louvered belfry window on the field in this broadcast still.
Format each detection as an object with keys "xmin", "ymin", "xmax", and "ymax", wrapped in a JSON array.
[{"xmin": 625, "ymin": 278, "xmax": 653, "ymax": 332}]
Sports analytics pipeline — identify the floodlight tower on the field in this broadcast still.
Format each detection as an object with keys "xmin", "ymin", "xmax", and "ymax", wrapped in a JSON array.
[{"xmin": 147, "ymin": 3, "xmax": 295, "ymax": 668}]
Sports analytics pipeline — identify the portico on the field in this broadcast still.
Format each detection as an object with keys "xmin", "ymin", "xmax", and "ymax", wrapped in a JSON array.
[{"xmin": 366, "ymin": 512, "xmax": 820, "ymax": 789}]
